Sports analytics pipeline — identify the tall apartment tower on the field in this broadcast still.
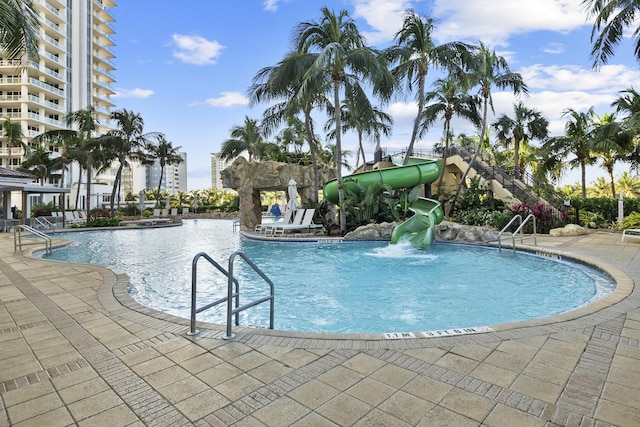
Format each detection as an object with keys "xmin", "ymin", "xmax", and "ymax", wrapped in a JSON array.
[
  {"xmin": 211, "ymin": 152, "xmax": 232, "ymax": 190},
  {"xmin": 0, "ymin": 0, "xmax": 117, "ymax": 175}
]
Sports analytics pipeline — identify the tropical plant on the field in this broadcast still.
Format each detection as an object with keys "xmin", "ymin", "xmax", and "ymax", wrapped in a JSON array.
[
  {"xmin": 492, "ymin": 101, "xmax": 549, "ymax": 179},
  {"xmin": 2, "ymin": 117, "xmax": 27, "ymax": 168},
  {"xmin": 145, "ymin": 134, "xmax": 183, "ymax": 206},
  {"xmin": 423, "ymin": 77, "xmax": 480, "ymax": 160},
  {"xmin": 386, "ymin": 10, "xmax": 473, "ymax": 165},
  {"xmin": 326, "ymin": 85, "xmax": 393, "ymax": 170},
  {"xmin": 65, "ymin": 107, "xmax": 101, "ymax": 213},
  {"xmin": 19, "ymin": 145, "xmax": 59, "ymax": 184},
  {"xmin": 249, "ymin": 50, "xmax": 330, "ymax": 202},
  {"xmin": 0, "ymin": 0, "xmax": 39, "ymax": 61},
  {"xmin": 220, "ymin": 116, "xmax": 267, "ymax": 162},
  {"xmin": 449, "ymin": 42, "xmax": 528, "ymax": 215},
  {"xmin": 294, "ymin": 7, "xmax": 394, "ymax": 234},
  {"xmin": 98, "ymin": 109, "xmax": 153, "ymax": 215},
  {"xmin": 541, "ymin": 107, "xmax": 597, "ymax": 197},
  {"xmin": 617, "ymin": 171, "xmax": 640, "ymax": 197},
  {"xmin": 590, "ymin": 112, "xmax": 633, "ymax": 197},
  {"xmin": 582, "ymin": 0, "xmax": 640, "ymax": 68}
]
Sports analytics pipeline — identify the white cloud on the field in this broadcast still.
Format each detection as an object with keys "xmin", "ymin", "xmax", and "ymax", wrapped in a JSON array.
[
  {"xmin": 113, "ymin": 87, "xmax": 154, "ymax": 98},
  {"xmin": 353, "ymin": 0, "xmax": 412, "ymax": 45},
  {"xmin": 171, "ymin": 34, "xmax": 225, "ymax": 65},
  {"xmin": 432, "ymin": 0, "xmax": 586, "ymax": 46},
  {"xmin": 202, "ymin": 91, "xmax": 249, "ymax": 107},
  {"xmin": 263, "ymin": 0, "xmax": 288, "ymax": 11},
  {"xmin": 542, "ymin": 42, "xmax": 565, "ymax": 54},
  {"xmin": 520, "ymin": 64, "xmax": 640, "ymax": 93}
]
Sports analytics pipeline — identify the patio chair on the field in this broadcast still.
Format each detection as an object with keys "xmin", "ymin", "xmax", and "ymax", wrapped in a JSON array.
[
  {"xmin": 255, "ymin": 208, "xmax": 293, "ymax": 233},
  {"xmin": 622, "ymin": 229, "xmax": 640, "ymax": 242},
  {"xmin": 153, "ymin": 208, "xmax": 160, "ymax": 217},
  {"xmin": 265, "ymin": 209, "xmax": 305, "ymax": 235},
  {"xmin": 272, "ymin": 209, "xmax": 323, "ymax": 236}
]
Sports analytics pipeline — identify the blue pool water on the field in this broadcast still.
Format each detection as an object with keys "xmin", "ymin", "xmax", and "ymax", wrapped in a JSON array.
[{"xmin": 40, "ymin": 219, "xmax": 615, "ymax": 334}]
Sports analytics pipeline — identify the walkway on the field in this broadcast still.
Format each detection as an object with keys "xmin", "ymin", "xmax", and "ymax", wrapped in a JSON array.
[{"xmin": 0, "ymin": 231, "xmax": 639, "ymax": 426}]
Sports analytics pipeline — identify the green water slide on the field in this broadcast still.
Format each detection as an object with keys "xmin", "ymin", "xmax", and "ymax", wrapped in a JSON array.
[{"xmin": 323, "ymin": 157, "xmax": 445, "ymax": 246}]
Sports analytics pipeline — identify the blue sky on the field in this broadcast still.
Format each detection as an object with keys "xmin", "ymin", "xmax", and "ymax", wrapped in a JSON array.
[{"xmin": 110, "ymin": 0, "xmax": 640, "ymax": 191}]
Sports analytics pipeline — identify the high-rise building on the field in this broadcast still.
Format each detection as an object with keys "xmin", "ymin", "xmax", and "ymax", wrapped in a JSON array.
[
  {"xmin": 211, "ymin": 152, "xmax": 233, "ymax": 190},
  {"xmin": 0, "ymin": 0, "xmax": 116, "ymax": 207},
  {"xmin": 143, "ymin": 152, "xmax": 188, "ymax": 194}
]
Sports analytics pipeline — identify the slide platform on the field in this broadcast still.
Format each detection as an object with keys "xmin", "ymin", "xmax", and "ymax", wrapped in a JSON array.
[{"xmin": 323, "ymin": 157, "xmax": 444, "ymax": 246}]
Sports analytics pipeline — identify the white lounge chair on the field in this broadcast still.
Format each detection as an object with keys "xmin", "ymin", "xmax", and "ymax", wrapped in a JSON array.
[
  {"xmin": 622, "ymin": 229, "xmax": 640, "ymax": 241},
  {"xmin": 171, "ymin": 208, "xmax": 178, "ymax": 216},
  {"xmin": 272, "ymin": 209, "xmax": 323, "ymax": 235},
  {"xmin": 265, "ymin": 209, "xmax": 305, "ymax": 235},
  {"xmin": 153, "ymin": 208, "xmax": 160, "ymax": 217},
  {"xmin": 255, "ymin": 208, "xmax": 293, "ymax": 233},
  {"xmin": 181, "ymin": 207, "xmax": 189, "ymax": 215}
]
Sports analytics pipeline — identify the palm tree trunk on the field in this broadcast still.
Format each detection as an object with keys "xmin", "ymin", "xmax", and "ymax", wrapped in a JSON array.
[
  {"xmin": 358, "ymin": 130, "xmax": 366, "ymax": 170},
  {"xmin": 334, "ymin": 81, "xmax": 346, "ymax": 234},
  {"xmin": 110, "ymin": 162, "xmax": 124, "ymax": 216},
  {"xmin": 448, "ymin": 95, "xmax": 489, "ymax": 216},
  {"xmin": 156, "ymin": 165, "xmax": 165, "ymax": 207},
  {"xmin": 580, "ymin": 161, "xmax": 587, "ymax": 198},
  {"xmin": 403, "ymin": 73, "xmax": 426, "ymax": 166},
  {"xmin": 75, "ymin": 166, "xmax": 83, "ymax": 210},
  {"xmin": 304, "ymin": 110, "xmax": 319, "ymax": 203},
  {"xmin": 608, "ymin": 167, "xmax": 616, "ymax": 198},
  {"xmin": 85, "ymin": 154, "xmax": 92, "ymax": 214}
]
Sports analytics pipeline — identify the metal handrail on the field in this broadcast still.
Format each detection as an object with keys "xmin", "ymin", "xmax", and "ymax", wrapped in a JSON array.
[
  {"xmin": 188, "ymin": 251, "xmax": 274, "ymax": 340},
  {"xmin": 30, "ymin": 216, "xmax": 57, "ymax": 232},
  {"xmin": 498, "ymin": 214, "xmax": 537, "ymax": 253},
  {"xmin": 225, "ymin": 251, "xmax": 274, "ymax": 339},
  {"xmin": 14, "ymin": 224, "xmax": 52, "ymax": 255}
]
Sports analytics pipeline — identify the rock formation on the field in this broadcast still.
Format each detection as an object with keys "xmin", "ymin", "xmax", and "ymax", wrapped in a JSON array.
[{"xmin": 221, "ymin": 157, "xmax": 336, "ymax": 231}]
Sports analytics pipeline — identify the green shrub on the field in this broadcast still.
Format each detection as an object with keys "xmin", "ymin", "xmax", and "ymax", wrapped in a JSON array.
[{"xmin": 620, "ymin": 211, "xmax": 640, "ymax": 230}]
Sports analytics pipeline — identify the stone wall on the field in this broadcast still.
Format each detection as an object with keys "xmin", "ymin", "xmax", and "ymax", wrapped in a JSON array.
[{"xmin": 221, "ymin": 157, "xmax": 336, "ymax": 230}]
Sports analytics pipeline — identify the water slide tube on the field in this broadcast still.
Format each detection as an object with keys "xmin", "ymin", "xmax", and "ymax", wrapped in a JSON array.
[{"xmin": 323, "ymin": 158, "xmax": 445, "ymax": 246}]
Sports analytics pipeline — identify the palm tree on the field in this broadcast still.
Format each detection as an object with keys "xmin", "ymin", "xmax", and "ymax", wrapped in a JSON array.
[
  {"xmin": 249, "ymin": 50, "xmax": 330, "ymax": 203},
  {"xmin": 2, "ymin": 117, "xmax": 27, "ymax": 168},
  {"xmin": 541, "ymin": 108, "xmax": 597, "ymax": 197},
  {"xmin": 617, "ymin": 171, "xmax": 640, "ymax": 197},
  {"xmin": 294, "ymin": 7, "xmax": 394, "ymax": 234},
  {"xmin": 98, "ymin": 109, "xmax": 152, "ymax": 215},
  {"xmin": 146, "ymin": 134, "xmax": 183, "ymax": 205},
  {"xmin": 32, "ymin": 129, "xmax": 79, "ymax": 219},
  {"xmin": 492, "ymin": 102, "xmax": 549, "ymax": 179},
  {"xmin": 326, "ymin": 85, "xmax": 393, "ymax": 170},
  {"xmin": 220, "ymin": 116, "xmax": 267, "ymax": 162},
  {"xmin": 611, "ymin": 87, "xmax": 640, "ymax": 170},
  {"xmin": 423, "ymin": 77, "xmax": 480, "ymax": 159},
  {"xmin": 582, "ymin": 0, "xmax": 640, "ymax": 68},
  {"xmin": 591, "ymin": 112, "xmax": 633, "ymax": 197},
  {"xmin": 19, "ymin": 146, "xmax": 58, "ymax": 185},
  {"xmin": 65, "ymin": 107, "xmax": 101, "ymax": 214},
  {"xmin": 386, "ymin": 10, "xmax": 473, "ymax": 165},
  {"xmin": 0, "ymin": 0, "xmax": 39, "ymax": 61},
  {"xmin": 448, "ymin": 42, "xmax": 528, "ymax": 215}
]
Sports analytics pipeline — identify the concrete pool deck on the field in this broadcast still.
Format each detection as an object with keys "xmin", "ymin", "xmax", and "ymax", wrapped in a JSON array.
[{"xmin": 0, "ymin": 230, "xmax": 639, "ymax": 426}]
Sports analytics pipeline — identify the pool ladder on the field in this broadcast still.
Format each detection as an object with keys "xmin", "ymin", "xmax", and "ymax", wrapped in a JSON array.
[
  {"xmin": 188, "ymin": 251, "xmax": 274, "ymax": 340},
  {"xmin": 14, "ymin": 224, "xmax": 52, "ymax": 255},
  {"xmin": 497, "ymin": 214, "xmax": 537, "ymax": 253}
]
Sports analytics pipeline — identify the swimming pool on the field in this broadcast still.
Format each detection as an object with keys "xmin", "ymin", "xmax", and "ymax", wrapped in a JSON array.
[{"xmin": 41, "ymin": 219, "xmax": 615, "ymax": 334}]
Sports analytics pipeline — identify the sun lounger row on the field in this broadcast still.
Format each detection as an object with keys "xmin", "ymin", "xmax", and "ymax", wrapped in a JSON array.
[
  {"xmin": 51, "ymin": 211, "xmax": 86, "ymax": 225},
  {"xmin": 622, "ymin": 229, "xmax": 640, "ymax": 241},
  {"xmin": 257, "ymin": 208, "xmax": 323, "ymax": 236}
]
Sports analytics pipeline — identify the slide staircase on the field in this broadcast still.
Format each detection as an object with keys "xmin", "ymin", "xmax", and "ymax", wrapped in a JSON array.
[{"xmin": 447, "ymin": 145, "xmax": 564, "ymax": 212}]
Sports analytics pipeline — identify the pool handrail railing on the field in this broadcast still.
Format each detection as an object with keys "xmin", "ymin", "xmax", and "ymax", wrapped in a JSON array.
[
  {"xmin": 188, "ymin": 251, "xmax": 274, "ymax": 339},
  {"xmin": 498, "ymin": 214, "xmax": 537, "ymax": 253}
]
